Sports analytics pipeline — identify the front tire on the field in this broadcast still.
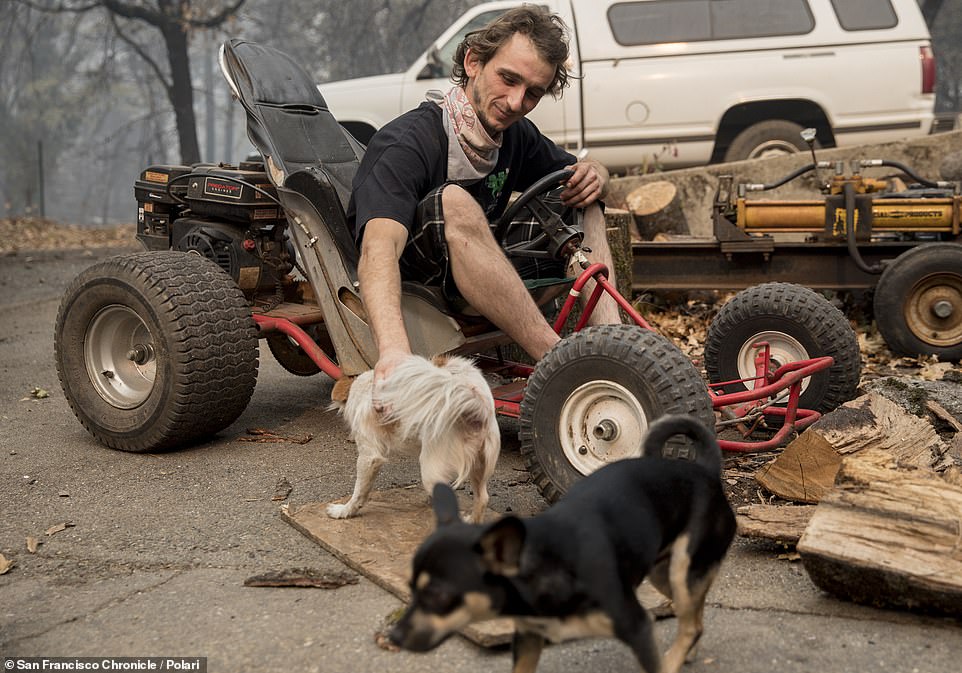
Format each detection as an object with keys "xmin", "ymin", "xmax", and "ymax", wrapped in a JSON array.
[
  {"xmin": 519, "ymin": 325, "xmax": 714, "ymax": 503},
  {"xmin": 704, "ymin": 282, "xmax": 860, "ymax": 413},
  {"xmin": 54, "ymin": 251, "xmax": 259, "ymax": 452},
  {"xmin": 873, "ymin": 243, "xmax": 962, "ymax": 361}
]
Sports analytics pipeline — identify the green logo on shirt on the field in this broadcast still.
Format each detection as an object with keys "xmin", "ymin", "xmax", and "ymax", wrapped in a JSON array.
[{"xmin": 486, "ymin": 169, "xmax": 509, "ymax": 199}]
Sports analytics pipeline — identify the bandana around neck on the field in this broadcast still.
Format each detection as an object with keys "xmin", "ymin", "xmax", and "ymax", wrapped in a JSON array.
[{"xmin": 429, "ymin": 86, "xmax": 502, "ymax": 182}]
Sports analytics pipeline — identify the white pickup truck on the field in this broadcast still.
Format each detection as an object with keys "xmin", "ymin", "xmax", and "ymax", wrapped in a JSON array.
[{"xmin": 321, "ymin": 0, "xmax": 936, "ymax": 171}]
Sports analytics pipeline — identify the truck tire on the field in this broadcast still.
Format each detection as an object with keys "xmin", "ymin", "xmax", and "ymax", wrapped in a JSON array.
[
  {"xmin": 873, "ymin": 243, "xmax": 962, "ymax": 361},
  {"xmin": 519, "ymin": 325, "xmax": 714, "ymax": 503},
  {"xmin": 723, "ymin": 120, "xmax": 810, "ymax": 162},
  {"xmin": 54, "ymin": 251, "xmax": 259, "ymax": 452},
  {"xmin": 705, "ymin": 283, "xmax": 860, "ymax": 413}
]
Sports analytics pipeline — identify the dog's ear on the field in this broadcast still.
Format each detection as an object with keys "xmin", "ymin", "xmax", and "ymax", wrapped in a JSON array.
[
  {"xmin": 477, "ymin": 516, "xmax": 526, "ymax": 576},
  {"xmin": 431, "ymin": 483, "xmax": 461, "ymax": 527}
]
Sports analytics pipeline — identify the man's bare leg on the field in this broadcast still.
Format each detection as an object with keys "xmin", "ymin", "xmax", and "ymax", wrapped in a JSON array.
[
  {"xmin": 442, "ymin": 185, "xmax": 560, "ymax": 361},
  {"xmin": 568, "ymin": 203, "xmax": 622, "ymax": 325}
]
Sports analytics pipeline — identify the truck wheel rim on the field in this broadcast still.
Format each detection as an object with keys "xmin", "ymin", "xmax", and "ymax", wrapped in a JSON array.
[
  {"xmin": 736, "ymin": 330, "xmax": 810, "ymax": 397},
  {"xmin": 749, "ymin": 140, "xmax": 799, "ymax": 160},
  {"xmin": 559, "ymin": 380, "xmax": 647, "ymax": 476},
  {"xmin": 84, "ymin": 305, "xmax": 156, "ymax": 409},
  {"xmin": 905, "ymin": 273, "xmax": 962, "ymax": 347}
]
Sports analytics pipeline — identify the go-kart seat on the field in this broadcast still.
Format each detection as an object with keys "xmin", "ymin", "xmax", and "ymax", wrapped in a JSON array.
[{"xmin": 220, "ymin": 38, "xmax": 364, "ymax": 275}]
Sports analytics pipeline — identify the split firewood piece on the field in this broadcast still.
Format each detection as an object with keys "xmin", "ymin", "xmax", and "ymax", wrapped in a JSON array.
[
  {"xmin": 755, "ymin": 393, "xmax": 945, "ymax": 503},
  {"xmin": 797, "ymin": 457, "xmax": 962, "ymax": 617},
  {"xmin": 735, "ymin": 504, "xmax": 816, "ymax": 544}
]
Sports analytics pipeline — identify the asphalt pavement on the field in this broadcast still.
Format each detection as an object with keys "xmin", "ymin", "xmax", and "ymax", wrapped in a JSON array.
[{"xmin": 1, "ymin": 246, "xmax": 959, "ymax": 672}]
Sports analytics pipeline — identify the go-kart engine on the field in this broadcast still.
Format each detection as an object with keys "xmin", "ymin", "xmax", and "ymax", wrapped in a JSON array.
[{"xmin": 135, "ymin": 161, "xmax": 293, "ymax": 292}]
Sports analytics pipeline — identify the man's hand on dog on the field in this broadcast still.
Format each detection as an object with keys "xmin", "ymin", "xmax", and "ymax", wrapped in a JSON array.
[{"xmin": 372, "ymin": 348, "xmax": 409, "ymax": 414}]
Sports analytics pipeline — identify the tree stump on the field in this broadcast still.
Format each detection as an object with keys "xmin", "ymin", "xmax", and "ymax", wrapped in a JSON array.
[
  {"xmin": 797, "ymin": 458, "xmax": 962, "ymax": 616},
  {"xmin": 625, "ymin": 180, "xmax": 689, "ymax": 240}
]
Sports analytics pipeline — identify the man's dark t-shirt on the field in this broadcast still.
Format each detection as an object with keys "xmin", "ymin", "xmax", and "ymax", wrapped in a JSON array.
[{"xmin": 347, "ymin": 101, "xmax": 575, "ymax": 242}]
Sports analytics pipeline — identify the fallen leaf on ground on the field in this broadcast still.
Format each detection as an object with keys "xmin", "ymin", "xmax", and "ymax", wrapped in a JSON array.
[
  {"xmin": 243, "ymin": 568, "xmax": 359, "ymax": 589},
  {"xmin": 26, "ymin": 536, "xmax": 39, "ymax": 553},
  {"xmin": 32, "ymin": 387, "xmax": 49, "ymax": 399},
  {"xmin": 238, "ymin": 428, "xmax": 313, "ymax": 444},
  {"xmin": 20, "ymin": 387, "xmax": 50, "ymax": 401},
  {"xmin": 272, "ymin": 477, "xmax": 293, "ymax": 502},
  {"xmin": 0, "ymin": 553, "xmax": 13, "ymax": 574},
  {"xmin": 45, "ymin": 522, "xmax": 75, "ymax": 536},
  {"xmin": 918, "ymin": 359, "xmax": 954, "ymax": 381}
]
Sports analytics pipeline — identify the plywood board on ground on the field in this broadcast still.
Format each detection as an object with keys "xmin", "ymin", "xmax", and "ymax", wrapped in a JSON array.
[{"xmin": 281, "ymin": 486, "xmax": 514, "ymax": 647}]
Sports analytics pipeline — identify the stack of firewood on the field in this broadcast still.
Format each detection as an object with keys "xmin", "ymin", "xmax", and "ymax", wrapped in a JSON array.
[{"xmin": 736, "ymin": 385, "xmax": 962, "ymax": 617}]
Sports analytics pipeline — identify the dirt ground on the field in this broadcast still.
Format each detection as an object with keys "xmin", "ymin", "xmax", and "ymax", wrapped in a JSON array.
[
  {"xmin": 0, "ymin": 216, "xmax": 136, "ymax": 253},
  {"xmin": 6, "ymin": 215, "xmax": 959, "ymax": 511}
]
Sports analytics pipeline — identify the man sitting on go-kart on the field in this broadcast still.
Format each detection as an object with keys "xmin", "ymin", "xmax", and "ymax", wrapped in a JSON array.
[{"xmin": 347, "ymin": 5, "xmax": 622, "ymax": 388}]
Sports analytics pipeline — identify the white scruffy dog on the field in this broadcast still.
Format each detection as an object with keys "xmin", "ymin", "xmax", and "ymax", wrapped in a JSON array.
[{"xmin": 326, "ymin": 354, "xmax": 500, "ymax": 524}]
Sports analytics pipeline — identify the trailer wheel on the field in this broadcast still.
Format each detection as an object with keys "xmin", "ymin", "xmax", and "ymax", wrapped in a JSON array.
[
  {"xmin": 723, "ymin": 120, "xmax": 811, "ymax": 162},
  {"xmin": 705, "ymin": 283, "xmax": 860, "ymax": 413},
  {"xmin": 55, "ymin": 251, "xmax": 259, "ymax": 452},
  {"xmin": 873, "ymin": 243, "xmax": 962, "ymax": 361},
  {"xmin": 519, "ymin": 325, "xmax": 714, "ymax": 503}
]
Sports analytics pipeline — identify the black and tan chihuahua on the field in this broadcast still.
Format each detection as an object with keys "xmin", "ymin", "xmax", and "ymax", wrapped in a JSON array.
[{"xmin": 390, "ymin": 414, "xmax": 736, "ymax": 673}]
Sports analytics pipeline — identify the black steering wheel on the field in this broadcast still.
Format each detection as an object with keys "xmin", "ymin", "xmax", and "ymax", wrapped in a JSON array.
[{"xmin": 493, "ymin": 169, "xmax": 584, "ymax": 260}]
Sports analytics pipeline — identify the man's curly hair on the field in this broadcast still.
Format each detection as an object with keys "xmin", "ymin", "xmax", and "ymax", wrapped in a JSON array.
[{"xmin": 451, "ymin": 5, "xmax": 570, "ymax": 97}]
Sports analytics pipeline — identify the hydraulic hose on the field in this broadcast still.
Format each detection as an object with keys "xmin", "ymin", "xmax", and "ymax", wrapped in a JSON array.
[
  {"xmin": 859, "ymin": 160, "xmax": 952, "ymax": 189},
  {"xmin": 742, "ymin": 163, "xmax": 818, "ymax": 192},
  {"xmin": 844, "ymin": 181, "xmax": 883, "ymax": 274}
]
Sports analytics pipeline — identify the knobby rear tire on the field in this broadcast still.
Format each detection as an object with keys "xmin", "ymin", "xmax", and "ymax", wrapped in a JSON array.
[
  {"xmin": 704, "ymin": 282, "xmax": 860, "ymax": 413},
  {"xmin": 519, "ymin": 325, "xmax": 714, "ymax": 504}
]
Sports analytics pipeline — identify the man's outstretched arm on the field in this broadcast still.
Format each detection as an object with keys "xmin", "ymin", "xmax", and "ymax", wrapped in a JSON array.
[{"xmin": 357, "ymin": 218, "xmax": 413, "ymax": 383}]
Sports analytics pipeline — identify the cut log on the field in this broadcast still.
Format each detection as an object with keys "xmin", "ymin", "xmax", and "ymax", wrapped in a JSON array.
[
  {"xmin": 736, "ymin": 504, "xmax": 815, "ymax": 544},
  {"xmin": 755, "ymin": 393, "xmax": 946, "ymax": 503},
  {"xmin": 797, "ymin": 458, "xmax": 962, "ymax": 616},
  {"xmin": 625, "ymin": 180, "xmax": 688, "ymax": 239},
  {"xmin": 603, "ymin": 208, "xmax": 634, "ymax": 300}
]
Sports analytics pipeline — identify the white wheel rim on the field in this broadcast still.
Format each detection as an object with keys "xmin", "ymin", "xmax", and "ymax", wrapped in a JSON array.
[
  {"xmin": 735, "ymin": 331, "xmax": 810, "ymax": 398},
  {"xmin": 559, "ymin": 380, "xmax": 648, "ymax": 476},
  {"xmin": 84, "ymin": 305, "xmax": 156, "ymax": 409}
]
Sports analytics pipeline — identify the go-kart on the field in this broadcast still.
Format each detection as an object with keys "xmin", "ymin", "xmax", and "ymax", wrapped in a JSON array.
[{"xmin": 53, "ymin": 39, "xmax": 861, "ymax": 503}]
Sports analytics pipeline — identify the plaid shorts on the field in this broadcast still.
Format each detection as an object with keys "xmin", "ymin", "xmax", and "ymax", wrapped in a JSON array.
[{"xmin": 399, "ymin": 183, "xmax": 569, "ymax": 301}]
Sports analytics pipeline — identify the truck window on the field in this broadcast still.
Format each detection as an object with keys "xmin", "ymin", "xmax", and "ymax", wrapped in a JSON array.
[
  {"xmin": 607, "ymin": 0, "xmax": 814, "ymax": 45},
  {"xmin": 434, "ymin": 10, "xmax": 506, "ymax": 78},
  {"xmin": 829, "ymin": 0, "xmax": 897, "ymax": 31}
]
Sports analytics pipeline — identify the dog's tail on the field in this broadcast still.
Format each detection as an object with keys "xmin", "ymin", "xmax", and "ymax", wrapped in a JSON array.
[
  {"xmin": 379, "ymin": 355, "xmax": 496, "ymax": 487},
  {"xmin": 642, "ymin": 415, "xmax": 722, "ymax": 475}
]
